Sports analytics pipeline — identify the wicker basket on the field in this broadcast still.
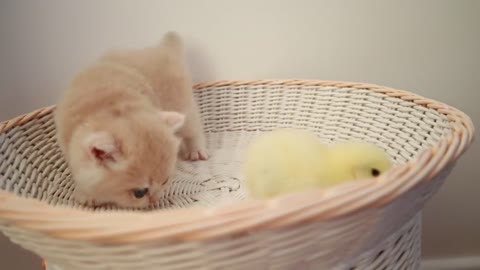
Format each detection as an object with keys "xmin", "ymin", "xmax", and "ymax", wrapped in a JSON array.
[{"xmin": 0, "ymin": 80, "xmax": 474, "ymax": 270}]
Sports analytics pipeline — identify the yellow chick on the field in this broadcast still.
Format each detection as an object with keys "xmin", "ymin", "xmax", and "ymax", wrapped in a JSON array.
[{"xmin": 244, "ymin": 129, "xmax": 393, "ymax": 199}]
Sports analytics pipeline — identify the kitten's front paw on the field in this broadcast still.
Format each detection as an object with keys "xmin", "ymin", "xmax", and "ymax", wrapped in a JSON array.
[
  {"xmin": 74, "ymin": 191, "xmax": 97, "ymax": 207},
  {"xmin": 184, "ymin": 149, "xmax": 209, "ymax": 161},
  {"xmin": 148, "ymin": 191, "xmax": 164, "ymax": 208},
  {"xmin": 181, "ymin": 137, "xmax": 209, "ymax": 161},
  {"xmin": 83, "ymin": 200, "xmax": 97, "ymax": 207}
]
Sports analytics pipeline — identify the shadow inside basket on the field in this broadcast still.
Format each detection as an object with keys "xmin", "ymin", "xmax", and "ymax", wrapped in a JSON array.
[{"xmin": 0, "ymin": 85, "xmax": 453, "ymax": 213}]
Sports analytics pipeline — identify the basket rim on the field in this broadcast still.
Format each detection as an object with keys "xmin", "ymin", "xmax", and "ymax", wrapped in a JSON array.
[{"xmin": 0, "ymin": 79, "xmax": 475, "ymax": 245}]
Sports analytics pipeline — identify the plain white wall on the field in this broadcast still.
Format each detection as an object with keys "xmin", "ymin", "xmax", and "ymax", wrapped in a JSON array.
[{"xmin": 0, "ymin": 0, "xmax": 479, "ymax": 268}]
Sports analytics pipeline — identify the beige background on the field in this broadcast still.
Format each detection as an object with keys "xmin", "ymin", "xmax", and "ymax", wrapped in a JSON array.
[{"xmin": 0, "ymin": 0, "xmax": 479, "ymax": 268}]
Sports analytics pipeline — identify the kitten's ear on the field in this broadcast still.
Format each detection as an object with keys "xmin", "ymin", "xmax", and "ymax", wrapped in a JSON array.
[
  {"xmin": 83, "ymin": 132, "xmax": 120, "ymax": 164},
  {"xmin": 158, "ymin": 111, "xmax": 185, "ymax": 132}
]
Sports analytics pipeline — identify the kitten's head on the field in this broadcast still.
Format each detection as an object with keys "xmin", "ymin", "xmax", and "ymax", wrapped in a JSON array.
[{"xmin": 69, "ymin": 110, "xmax": 185, "ymax": 208}]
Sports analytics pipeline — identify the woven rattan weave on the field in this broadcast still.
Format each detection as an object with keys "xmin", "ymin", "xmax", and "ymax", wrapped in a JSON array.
[{"xmin": 0, "ymin": 80, "xmax": 474, "ymax": 270}]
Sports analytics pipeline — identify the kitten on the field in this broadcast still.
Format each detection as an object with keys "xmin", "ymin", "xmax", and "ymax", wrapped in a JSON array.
[{"xmin": 54, "ymin": 31, "xmax": 208, "ymax": 208}]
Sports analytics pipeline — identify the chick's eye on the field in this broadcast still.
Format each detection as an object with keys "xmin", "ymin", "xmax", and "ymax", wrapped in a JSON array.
[
  {"xmin": 371, "ymin": 168, "xmax": 380, "ymax": 177},
  {"xmin": 132, "ymin": 188, "xmax": 149, "ymax": 199}
]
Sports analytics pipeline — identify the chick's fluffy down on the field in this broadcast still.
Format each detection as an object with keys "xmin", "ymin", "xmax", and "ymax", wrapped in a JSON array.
[
  {"xmin": 244, "ymin": 129, "xmax": 328, "ymax": 198},
  {"xmin": 244, "ymin": 129, "xmax": 392, "ymax": 199}
]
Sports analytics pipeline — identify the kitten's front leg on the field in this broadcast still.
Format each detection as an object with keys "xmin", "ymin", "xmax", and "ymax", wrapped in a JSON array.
[{"xmin": 179, "ymin": 111, "xmax": 209, "ymax": 161}]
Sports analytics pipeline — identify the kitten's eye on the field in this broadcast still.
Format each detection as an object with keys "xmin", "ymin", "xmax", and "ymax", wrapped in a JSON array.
[
  {"xmin": 132, "ymin": 188, "xmax": 149, "ymax": 199},
  {"xmin": 371, "ymin": 168, "xmax": 380, "ymax": 177}
]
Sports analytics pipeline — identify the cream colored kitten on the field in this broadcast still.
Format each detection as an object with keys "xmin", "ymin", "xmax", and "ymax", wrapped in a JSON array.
[{"xmin": 54, "ymin": 31, "xmax": 208, "ymax": 208}]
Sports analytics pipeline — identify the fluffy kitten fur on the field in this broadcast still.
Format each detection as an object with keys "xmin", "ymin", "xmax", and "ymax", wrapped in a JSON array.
[{"xmin": 54, "ymin": 32, "xmax": 207, "ymax": 208}]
